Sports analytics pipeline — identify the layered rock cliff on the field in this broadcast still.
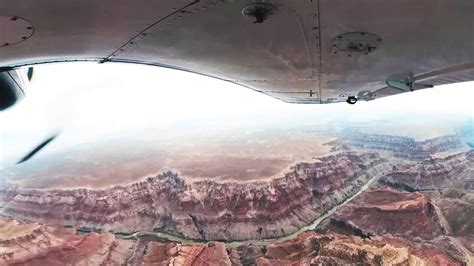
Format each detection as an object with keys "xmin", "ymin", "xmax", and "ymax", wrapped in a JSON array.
[
  {"xmin": 341, "ymin": 132, "xmax": 464, "ymax": 159},
  {"xmin": 330, "ymin": 188, "xmax": 445, "ymax": 239},
  {"xmin": 328, "ymin": 149, "xmax": 473, "ymax": 264},
  {"xmin": 0, "ymin": 152, "xmax": 388, "ymax": 241},
  {"xmin": 381, "ymin": 151, "xmax": 473, "ymax": 191},
  {"xmin": 1, "ymin": 133, "xmax": 471, "ymax": 264},
  {"xmin": 0, "ymin": 215, "xmax": 458, "ymax": 265},
  {"xmin": 0, "ymin": 215, "xmax": 134, "ymax": 265}
]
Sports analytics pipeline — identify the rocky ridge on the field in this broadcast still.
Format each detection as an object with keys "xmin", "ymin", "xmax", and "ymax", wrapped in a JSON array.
[
  {"xmin": 0, "ymin": 152, "xmax": 388, "ymax": 241},
  {"xmin": 0, "ymin": 216, "xmax": 458, "ymax": 265},
  {"xmin": 341, "ymin": 132, "xmax": 464, "ymax": 159},
  {"xmin": 382, "ymin": 150, "xmax": 473, "ymax": 191},
  {"xmin": 0, "ymin": 215, "xmax": 134, "ymax": 265},
  {"xmin": 327, "ymin": 149, "xmax": 473, "ymax": 264},
  {"xmin": 1, "ymin": 134, "xmax": 472, "ymax": 264},
  {"xmin": 330, "ymin": 188, "xmax": 445, "ymax": 239}
]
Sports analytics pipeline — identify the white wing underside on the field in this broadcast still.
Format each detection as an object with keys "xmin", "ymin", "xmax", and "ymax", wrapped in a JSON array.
[{"xmin": 0, "ymin": 0, "xmax": 473, "ymax": 104}]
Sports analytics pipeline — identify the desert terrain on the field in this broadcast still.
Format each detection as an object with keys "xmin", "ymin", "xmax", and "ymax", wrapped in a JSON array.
[
  {"xmin": 3, "ymin": 128, "xmax": 334, "ymax": 189},
  {"xmin": 0, "ymin": 121, "xmax": 473, "ymax": 265}
]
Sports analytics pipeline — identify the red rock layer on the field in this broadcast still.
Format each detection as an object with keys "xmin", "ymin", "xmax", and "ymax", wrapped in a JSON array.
[
  {"xmin": 0, "ymin": 216, "xmax": 133, "ymax": 265},
  {"xmin": 138, "ymin": 231, "xmax": 459, "ymax": 265},
  {"xmin": 382, "ymin": 151, "xmax": 473, "ymax": 191},
  {"xmin": 434, "ymin": 189, "xmax": 474, "ymax": 236},
  {"xmin": 256, "ymin": 231, "xmax": 458, "ymax": 265},
  {"xmin": 341, "ymin": 132, "xmax": 463, "ymax": 159},
  {"xmin": 0, "ymin": 152, "xmax": 387, "ymax": 241},
  {"xmin": 0, "ymin": 215, "xmax": 460, "ymax": 265},
  {"xmin": 142, "ymin": 242, "xmax": 232, "ymax": 265},
  {"xmin": 331, "ymin": 188, "xmax": 445, "ymax": 239}
]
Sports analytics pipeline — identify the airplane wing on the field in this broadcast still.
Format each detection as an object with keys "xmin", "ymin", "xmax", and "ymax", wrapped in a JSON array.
[{"xmin": 0, "ymin": 0, "xmax": 473, "ymax": 107}]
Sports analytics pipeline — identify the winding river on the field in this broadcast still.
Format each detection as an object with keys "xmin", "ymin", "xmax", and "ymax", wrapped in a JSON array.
[{"xmin": 116, "ymin": 163, "xmax": 390, "ymax": 247}]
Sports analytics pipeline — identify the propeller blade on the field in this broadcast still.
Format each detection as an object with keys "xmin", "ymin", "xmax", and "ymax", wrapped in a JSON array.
[{"xmin": 17, "ymin": 134, "xmax": 59, "ymax": 164}]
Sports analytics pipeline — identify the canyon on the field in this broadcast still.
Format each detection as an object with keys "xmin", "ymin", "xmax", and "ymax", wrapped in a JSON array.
[
  {"xmin": 341, "ymin": 131, "xmax": 464, "ymax": 160},
  {"xmin": 0, "ymin": 217, "xmax": 459, "ymax": 265},
  {"xmin": 0, "ymin": 151, "xmax": 388, "ymax": 241},
  {"xmin": 0, "ymin": 131, "xmax": 472, "ymax": 265}
]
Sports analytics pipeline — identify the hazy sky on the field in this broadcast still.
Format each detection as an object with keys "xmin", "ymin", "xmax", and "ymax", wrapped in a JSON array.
[{"xmin": 0, "ymin": 62, "xmax": 473, "ymax": 165}]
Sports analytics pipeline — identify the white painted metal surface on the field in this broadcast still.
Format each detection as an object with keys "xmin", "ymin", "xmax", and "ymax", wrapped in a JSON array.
[{"xmin": 0, "ymin": 0, "xmax": 473, "ymax": 104}]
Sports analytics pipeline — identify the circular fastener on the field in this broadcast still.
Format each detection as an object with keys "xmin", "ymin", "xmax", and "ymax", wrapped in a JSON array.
[
  {"xmin": 346, "ymin": 96, "xmax": 358, "ymax": 104},
  {"xmin": 242, "ymin": 3, "xmax": 277, "ymax": 24},
  {"xmin": 0, "ymin": 16, "xmax": 35, "ymax": 47}
]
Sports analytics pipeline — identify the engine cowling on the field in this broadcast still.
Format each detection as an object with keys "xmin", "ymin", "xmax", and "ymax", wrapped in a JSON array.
[{"xmin": 0, "ymin": 67, "xmax": 32, "ymax": 111}]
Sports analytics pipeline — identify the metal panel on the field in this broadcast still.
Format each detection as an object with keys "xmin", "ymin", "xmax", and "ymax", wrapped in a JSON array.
[
  {"xmin": 318, "ymin": 0, "xmax": 474, "ymax": 100},
  {"xmin": 0, "ymin": 0, "xmax": 472, "ymax": 104},
  {"xmin": 0, "ymin": 0, "xmax": 194, "ymax": 65},
  {"xmin": 115, "ymin": 0, "xmax": 317, "ymax": 81}
]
